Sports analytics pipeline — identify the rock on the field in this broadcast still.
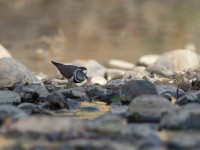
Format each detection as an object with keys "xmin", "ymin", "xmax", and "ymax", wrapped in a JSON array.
[
  {"xmin": 5, "ymin": 116, "xmax": 85, "ymax": 138},
  {"xmin": 18, "ymin": 103, "xmax": 39, "ymax": 115},
  {"xmin": 159, "ymin": 104, "xmax": 200, "ymax": 130},
  {"xmin": 14, "ymin": 84, "xmax": 49, "ymax": 102},
  {"xmin": 123, "ymin": 124, "xmax": 162, "ymax": 149},
  {"xmin": 166, "ymin": 132, "xmax": 200, "ymax": 149},
  {"xmin": 156, "ymin": 84, "xmax": 185, "ymax": 99},
  {"xmin": 138, "ymin": 54, "xmax": 159, "ymax": 66},
  {"xmin": 0, "ymin": 91, "xmax": 21, "ymax": 104},
  {"xmin": 61, "ymin": 139, "xmax": 135, "ymax": 150},
  {"xmin": 123, "ymin": 69, "xmax": 150, "ymax": 80},
  {"xmin": 126, "ymin": 95, "xmax": 176, "ymax": 123},
  {"xmin": 87, "ymin": 84, "xmax": 111, "ymax": 100},
  {"xmin": 86, "ymin": 113, "xmax": 125, "ymax": 135},
  {"xmin": 58, "ymin": 87, "xmax": 90, "ymax": 101},
  {"xmin": 120, "ymin": 80, "xmax": 158, "ymax": 103},
  {"xmin": 105, "ymin": 69, "xmax": 126, "ymax": 80},
  {"xmin": 154, "ymin": 49, "xmax": 200, "ymax": 71},
  {"xmin": 90, "ymin": 76, "xmax": 107, "ymax": 85},
  {"xmin": 72, "ymin": 59, "xmax": 106, "ymax": 77},
  {"xmin": 110, "ymin": 106, "xmax": 128, "ymax": 117},
  {"xmin": 147, "ymin": 65, "xmax": 175, "ymax": 78},
  {"xmin": 107, "ymin": 59, "xmax": 135, "ymax": 70},
  {"xmin": 0, "ymin": 104, "xmax": 27, "ymax": 123},
  {"xmin": 176, "ymin": 91, "xmax": 200, "ymax": 105},
  {"xmin": 66, "ymin": 98, "xmax": 80, "ymax": 110},
  {"xmin": 0, "ymin": 58, "xmax": 40, "ymax": 88},
  {"xmin": 0, "ymin": 44, "xmax": 12, "ymax": 58}
]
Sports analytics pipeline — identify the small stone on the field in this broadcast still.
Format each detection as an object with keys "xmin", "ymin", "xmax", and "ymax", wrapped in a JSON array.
[
  {"xmin": 126, "ymin": 95, "xmax": 176, "ymax": 123},
  {"xmin": 0, "ymin": 91, "xmax": 21, "ymax": 104},
  {"xmin": 0, "ymin": 44, "xmax": 12, "ymax": 58},
  {"xmin": 0, "ymin": 105, "xmax": 27, "ymax": 123},
  {"xmin": 0, "ymin": 58, "xmax": 40, "ymax": 88},
  {"xmin": 105, "ymin": 69, "xmax": 126, "ymax": 80},
  {"xmin": 155, "ymin": 49, "xmax": 200, "ymax": 71},
  {"xmin": 120, "ymin": 80, "xmax": 158, "ymax": 103},
  {"xmin": 138, "ymin": 54, "xmax": 159, "ymax": 66},
  {"xmin": 110, "ymin": 106, "xmax": 128, "ymax": 117},
  {"xmin": 90, "ymin": 76, "xmax": 107, "ymax": 85},
  {"xmin": 159, "ymin": 104, "xmax": 200, "ymax": 130},
  {"xmin": 66, "ymin": 98, "xmax": 80, "ymax": 110},
  {"xmin": 107, "ymin": 59, "xmax": 135, "ymax": 70}
]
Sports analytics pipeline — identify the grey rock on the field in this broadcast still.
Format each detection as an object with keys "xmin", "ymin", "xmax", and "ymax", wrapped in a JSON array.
[
  {"xmin": 155, "ymin": 49, "xmax": 200, "ymax": 71},
  {"xmin": 0, "ymin": 58, "xmax": 40, "ymax": 88},
  {"xmin": 110, "ymin": 106, "xmax": 128, "ymax": 117},
  {"xmin": 123, "ymin": 69, "xmax": 150, "ymax": 80},
  {"xmin": 126, "ymin": 95, "xmax": 176, "ymax": 123},
  {"xmin": 66, "ymin": 98, "xmax": 80, "ymax": 110},
  {"xmin": 0, "ymin": 90, "xmax": 21, "ymax": 104},
  {"xmin": 18, "ymin": 103, "xmax": 39, "ymax": 115},
  {"xmin": 147, "ymin": 64, "xmax": 175, "ymax": 78},
  {"xmin": 166, "ymin": 132, "xmax": 200, "ymax": 149},
  {"xmin": 156, "ymin": 84, "xmax": 185, "ymax": 99},
  {"xmin": 0, "ymin": 104, "xmax": 27, "ymax": 122},
  {"xmin": 6, "ymin": 116, "xmax": 85, "ymax": 136},
  {"xmin": 14, "ymin": 84, "xmax": 49, "ymax": 102},
  {"xmin": 176, "ymin": 91, "xmax": 200, "ymax": 105},
  {"xmin": 87, "ymin": 84, "xmax": 111, "ymax": 99},
  {"xmin": 120, "ymin": 80, "xmax": 158, "ymax": 103},
  {"xmin": 159, "ymin": 104, "xmax": 200, "ymax": 130},
  {"xmin": 59, "ymin": 87, "xmax": 90, "ymax": 101}
]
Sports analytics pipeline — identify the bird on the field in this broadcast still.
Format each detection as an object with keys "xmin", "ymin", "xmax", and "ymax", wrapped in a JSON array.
[{"xmin": 51, "ymin": 61, "xmax": 88, "ymax": 87}]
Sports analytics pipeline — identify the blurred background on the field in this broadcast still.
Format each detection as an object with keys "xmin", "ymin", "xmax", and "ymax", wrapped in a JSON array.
[{"xmin": 0, "ymin": 0, "xmax": 199, "ymax": 75}]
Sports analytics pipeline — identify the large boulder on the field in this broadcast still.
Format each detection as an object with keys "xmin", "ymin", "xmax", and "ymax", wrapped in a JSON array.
[{"xmin": 0, "ymin": 58, "xmax": 40, "ymax": 88}]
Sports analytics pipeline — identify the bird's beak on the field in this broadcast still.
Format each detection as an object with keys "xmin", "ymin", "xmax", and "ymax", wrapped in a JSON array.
[{"xmin": 82, "ymin": 71, "xmax": 88, "ymax": 79}]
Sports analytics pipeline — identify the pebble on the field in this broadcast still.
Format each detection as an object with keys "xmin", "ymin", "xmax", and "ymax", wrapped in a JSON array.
[
  {"xmin": 107, "ymin": 59, "xmax": 135, "ymax": 70},
  {"xmin": 105, "ymin": 69, "xmax": 126, "ymax": 80},
  {"xmin": 138, "ymin": 54, "xmax": 159, "ymax": 66}
]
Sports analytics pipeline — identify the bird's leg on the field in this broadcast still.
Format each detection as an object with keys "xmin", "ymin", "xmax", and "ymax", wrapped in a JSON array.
[{"xmin": 67, "ymin": 81, "xmax": 73, "ymax": 88}]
